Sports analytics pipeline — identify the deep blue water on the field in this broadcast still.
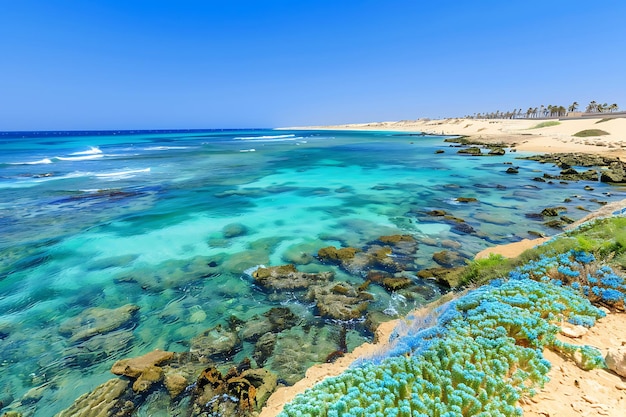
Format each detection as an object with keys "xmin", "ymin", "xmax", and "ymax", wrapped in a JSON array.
[{"xmin": 1, "ymin": 129, "xmax": 624, "ymax": 415}]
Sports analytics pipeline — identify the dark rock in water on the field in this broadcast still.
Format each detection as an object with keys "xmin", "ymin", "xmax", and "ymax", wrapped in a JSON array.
[
  {"xmin": 523, "ymin": 153, "xmax": 626, "ymax": 183},
  {"xmin": 222, "ymin": 223, "xmax": 248, "ymax": 238},
  {"xmin": 111, "ymin": 349, "xmax": 175, "ymax": 393},
  {"xmin": 240, "ymin": 307, "xmax": 298, "ymax": 342},
  {"xmin": 426, "ymin": 209, "xmax": 447, "ymax": 217},
  {"xmin": 306, "ymin": 282, "xmax": 371, "ymax": 320},
  {"xmin": 576, "ymin": 206, "xmax": 591, "ymax": 212},
  {"xmin": 525, "ymin": 212, "xmax": 544, "ymax": 219},
  {"xmin": 435, "ymin": 149, "xmax": 445, "ymax": 154},
  {"xmin": 190, "ymin": 325, "xmax": 240, "ymax": 359},
  {"xmin": 544, "ymin": 219, "xmax": 565, "ymax": 229},
  {"xmin": 317, "ymin": 246, "xmax": 359, "ymax": 263},
  {"xmin": 488, "ymin": 147, "xmax": 506, "ymax": 156},
  {"xmin": 253, "ymin": 333, "xmax": 277, "ymax": 367},
  {"xmin": 381, "ymin": 277, "xmax": 413, "ymax": 292},
  {"xmin": 563, "ymin": 198, "xmax": 572, "ymax": 203},
  {"xmin": 560, "ymin": 167, "xmax": 579, "ymax": 176},
  {"xmin": 584, "ymin": 185, "xmax": 594, "ymax": 191},
  {"xmin": 532, "ymin": 177, "xmax": 546, "ymax": 182},
  {"xmin": 417, "ymin": 266, "xmax": 465, "ymax": 288},
  {"xmin": 528, "ymin": 230, "xmax": 546, "ymax": 238},
  {"xmin": 451, "ymin": 222, "xmax": 475, "ymax": 234},
  {"xmin": 457, "ymin": 146, "xmax": 482, "ymax": 155},
  {"xmin": 55, "ymin": 378, "xmax": 132, "ymax": 417},
  {"xmin": 377, "ymin": 234, "xmax": 415, "ymax": 245},
  {"xmin": 541, "ymin": 206, "xmax": 567, "ymax": 217},
  {"xmin": 252, "ymin": 264, "xmax": 333, "ymax": 290},
  {"xmin": 590, "ymin": 198, "xmax": 608, "ymax": 206},
  {"xmin": 432, "ymin": 251, "xmax": 465, "ymax": 268},
  {"xmin": 456, "ymin": 197, "xmax": 478, "ymax": 203},
  {"xmin": 192, "ymin": 362, "xmax": 277, "ymax": 414},
  {"xmin": 505, "ymin": 167, "xmax": 519, "ymax": 174},
  {"xmin": 366, "ymin": 270, "xmax": 393, "ymax": 283},
  {"xmin": 560, "ymin": 216, "xmax": 575, "ymax": 224},
  {"xmin": 59, "ymin": 304, "xmax": 139, "ymax": 343}
]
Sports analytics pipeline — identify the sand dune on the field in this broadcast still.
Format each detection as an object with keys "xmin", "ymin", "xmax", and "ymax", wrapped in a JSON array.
[{"xmin": 288, "ymin": 116, "xmax": 626, "ymax": 158}]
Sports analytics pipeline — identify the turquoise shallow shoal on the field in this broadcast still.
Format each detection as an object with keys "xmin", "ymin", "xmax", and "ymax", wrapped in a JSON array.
[{"xmin": 0, "ymin": 129, "xmax": 625, "ymax": 415}]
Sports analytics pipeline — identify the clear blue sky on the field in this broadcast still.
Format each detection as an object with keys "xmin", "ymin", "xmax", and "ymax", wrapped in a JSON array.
[{"xmin": 1, "ymin": 1, "xmax": 625, "ymax": 130}]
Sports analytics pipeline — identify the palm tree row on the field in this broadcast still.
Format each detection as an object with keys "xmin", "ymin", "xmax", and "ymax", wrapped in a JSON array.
[{"xmin": 467, "ymin": 101, "xmax": 619, "ymax": 119}]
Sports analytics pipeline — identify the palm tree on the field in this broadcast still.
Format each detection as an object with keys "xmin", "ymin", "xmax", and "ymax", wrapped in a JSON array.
[
  {"xmin": 586, "ymin": 101, "xmax": 598, "ymax": 113},
  {"xmin": 597, "ymin": 103, "xmax": 607, "ymax": 113},
  {"xmin": 558, "ymin": 106, "xmax": 567, "ymax": 117},
  {"xmin": 609, "ymin": 103, "xmax": 619, "ymax": 113},
  {"xmin": 568, "ymin": 102, "xmax": 579, "ymax": 113},
  {"xmin": 526, "ymin": 108, "xmax": 533, "ymax": 118},
  {"xmin": 539, "ymin": 105, "xmax": 545, "ymax": 118}
]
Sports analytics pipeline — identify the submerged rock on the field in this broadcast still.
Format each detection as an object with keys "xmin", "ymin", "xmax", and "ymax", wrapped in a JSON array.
[
  {"xmin": 252, "ymin": 264, "xmax": 334, "ymax": 290},
  {"xmin": 59, "ymin": 304, "xmax": 139, "ymax": 342},
  {"xmin": 239, "ymin": 307, "xmax": 298, "ymax": 342},
  {"xmin": 55, "ymin": 378, "xmax": 132, "ymax": 417},
  {"xmin": 306, "ymin": 282, "xmax": 372, "ymax": 321},
  {"xmin": 432, "ymin": 250, "xmax": 466, "ymax": 268},
  {"xmin": 190, "ymin": 325, "xmax": 240, "ymax": 359}
]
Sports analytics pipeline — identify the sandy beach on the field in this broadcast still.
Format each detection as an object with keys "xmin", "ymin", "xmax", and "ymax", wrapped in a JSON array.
[
  {"xmin": 261, "ymin": 117, "xmax": 626, "ymax": 417},
  {"xmin": 287, "ymin": 115, "xmax": 626, "ymax": 159}
]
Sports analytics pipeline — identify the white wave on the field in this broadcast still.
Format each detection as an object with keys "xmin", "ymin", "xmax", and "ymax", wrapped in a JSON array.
[
  {"xmin": 234, "ymin": 134, "xmax": 296, "ymax": 140},
  {"xmin": 143, "ymin": 146, "xmax": 190, "ymax": 151},
  {"xmin": 243, "ymin": 264, "xmax": 266, "ymax": 277},
  {"xmin": 8, "ymin": 158, "xmax": 53, "ymax": 165},
  {"xmin": 239, "ymin": 149, "xmax": 256, "ymax": 152},
  {"xmin": 55, "ymin": 154, "xmax": 104, "ymax": 161},
  {"xmin": 69, "ymin": 146, "xmax": 102, "ymax": 156},
  {"xmin": 95, "ymin": 168, "xmax": 151, "ymax": 179}
]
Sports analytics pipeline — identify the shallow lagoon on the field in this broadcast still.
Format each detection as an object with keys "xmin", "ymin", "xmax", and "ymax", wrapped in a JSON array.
[{"xmin": 1, "ymin": 129, "xmax": 625, "ymax": 415}]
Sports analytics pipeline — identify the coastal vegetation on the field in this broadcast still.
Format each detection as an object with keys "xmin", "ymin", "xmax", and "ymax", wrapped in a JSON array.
[
  {"xmin": 467, "ymin": 101, "xmax": 620, "ymax": 120},
  {"xmin": 280, "ymin": 216, "xmax": 626, "ymax": 417},
  {"xmin": 531, "ymin": 121, "xmax": 560, "ymax": 129},
  {"xmin": 573, "ymin": 129, "xmax": 610, "ymax": 137}
]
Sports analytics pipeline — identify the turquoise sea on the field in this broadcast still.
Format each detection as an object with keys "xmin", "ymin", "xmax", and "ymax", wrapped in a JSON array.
[{"xmin": 1, "ymin": 129, "xmax": 625, "ymax": 415}]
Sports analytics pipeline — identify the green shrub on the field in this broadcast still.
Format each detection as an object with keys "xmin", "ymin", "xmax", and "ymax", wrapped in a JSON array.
[
  {"xmin": 531, "ymin": 121, "xmax": 561, "ymax": 129},
  {"xmin": 573, "ymin": 129, "xmax": 610, "ymax": 137}
]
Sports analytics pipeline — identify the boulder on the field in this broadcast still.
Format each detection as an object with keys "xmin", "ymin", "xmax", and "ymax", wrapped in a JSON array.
[
  {"xmin": 505, "ymin": 167, "xmax": 519, "ymax": 174},
  {"xmin": 381, "ymin": 277, "xmax": 413, "ymax": 292},
  {"xmin": 111, "ymin": 349, "xmax": 174, "ymax": 393},
  {"xmin": 488, "ymin": 147, "xmax": 505, "ymax": 156},
  {"xmin": 457, "ymin": 147, "xmax": 482, "ymax": 155},
  {"xmin": 317, "ymin": 246, "xmax": 360, "ymax": 262},
  {"xmin": 606, "ymin": 347, "xmax": 626, "ymax": 378}
]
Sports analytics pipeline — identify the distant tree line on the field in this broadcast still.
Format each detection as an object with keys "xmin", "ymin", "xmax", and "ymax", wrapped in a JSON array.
[{"xmin": 467, "ymin": 101, "xmax": 620, "ymax": 119}]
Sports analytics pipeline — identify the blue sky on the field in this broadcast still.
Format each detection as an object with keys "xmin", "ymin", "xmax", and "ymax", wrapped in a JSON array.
[{"xmin": 1, "ymin": 1, "xmax": 625, "ymax": 130}]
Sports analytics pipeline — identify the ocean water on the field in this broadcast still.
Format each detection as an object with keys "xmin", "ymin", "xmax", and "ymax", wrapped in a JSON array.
[{"xmin": 1, "ymin": 129, "xmax": 624, "ymax": 415}]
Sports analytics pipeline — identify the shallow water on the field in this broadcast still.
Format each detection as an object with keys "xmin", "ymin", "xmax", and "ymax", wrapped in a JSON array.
[{"xmin": 1, "ymin": 129, "xmax": 624, "ymax": 415}]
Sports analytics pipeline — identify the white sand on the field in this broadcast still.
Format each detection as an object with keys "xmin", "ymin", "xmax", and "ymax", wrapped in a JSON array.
[{"xmin": 286, "ymin": 116, "xmax": 626, "ymax": 158}]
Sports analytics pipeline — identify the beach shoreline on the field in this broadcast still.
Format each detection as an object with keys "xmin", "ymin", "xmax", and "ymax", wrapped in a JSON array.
[
  {"xmin": 282, "ymin": 116, "xmax": 626, "ymax": 159},
  {"xmin": 261, "ymin": 119, "xmax": 626, "ymax": 417}
]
